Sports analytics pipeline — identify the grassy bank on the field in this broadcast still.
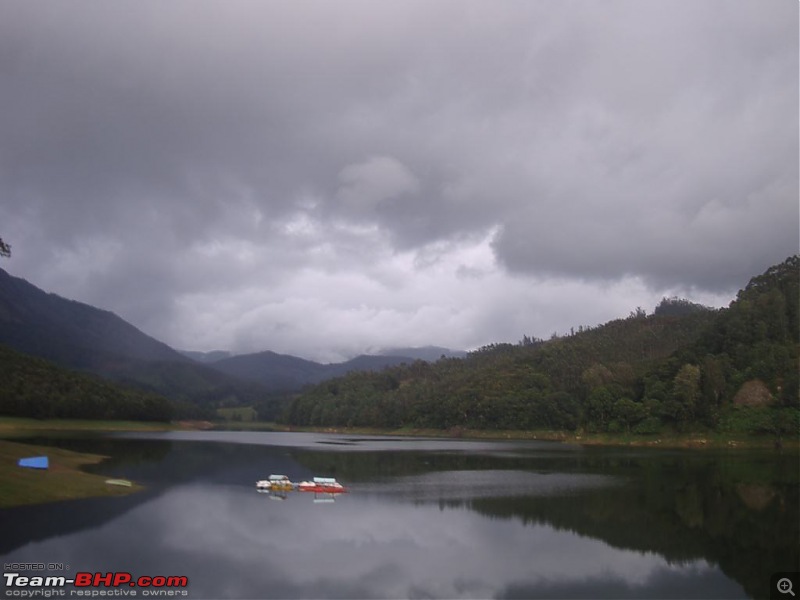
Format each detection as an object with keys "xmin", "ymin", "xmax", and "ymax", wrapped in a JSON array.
[
  {"xmin": 0, "ymin": 417, "xmax": 178, "ymax": 508},
  {"xmin": 0, "ymin": 416, "xmax": 177, "ymax": 434},
  {"xmin": 0, "ymin": 438, "xmax": 142, "ymax": 508}
]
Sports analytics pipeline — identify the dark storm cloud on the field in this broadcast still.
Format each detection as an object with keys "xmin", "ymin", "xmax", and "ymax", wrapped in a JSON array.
[{"xmin": 0, "ymin": 0, "xmax": 796, "ymax": 356}]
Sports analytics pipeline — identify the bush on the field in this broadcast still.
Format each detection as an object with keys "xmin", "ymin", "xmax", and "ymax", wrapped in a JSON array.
[
  {"xmin": 633, "ymin": 417, "xmax": 664, "ymax": 435},
  {"xmin": 718, "ymin": 406, "xmax": 800, "ymax": 435},
  {"xmin": 607, "ymin": 420, "xmax": 624, "ymax": 434}
]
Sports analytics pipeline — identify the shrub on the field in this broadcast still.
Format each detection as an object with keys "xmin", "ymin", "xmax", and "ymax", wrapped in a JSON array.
[{"xmin": 633, "ymin": 417, "xmax": 664, "ymax": 435}]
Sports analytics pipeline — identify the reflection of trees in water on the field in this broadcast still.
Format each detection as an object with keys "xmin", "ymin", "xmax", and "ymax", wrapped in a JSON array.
[
  {"xmin": 468, "ymin": 454, "xmax": 798, "ymax": 600},
  {"xmin": 0, "ymin": 486, "xmax": 160, "ymax": 555},
  {"xmin": 289, "ymin": 447, "xmax": 596, "ymax": 481},
  {"xmin": 0, "ymin": 436, "xmax": 175, "ymax": 555},
  {"xmin": 293, "ymin": 446, "xmax": 798, "ymax": 600},
  {"xmin": 292, "ymin": 449, "xmax": 497, "ymax": 480},
  {"xmin": 4, "ymin": 436, "xmax": 795, "ymax": 599}
]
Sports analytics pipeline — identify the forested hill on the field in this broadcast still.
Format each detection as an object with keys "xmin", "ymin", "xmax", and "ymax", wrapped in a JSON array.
[
  {"xmin": 285, "ymin": 256, "xmax": 799, "ymax": 436},
  {"xmin": 0, "ymin": 268, "xmax": 271, "ymax": 408},
  {"xmin": 0, "ymin": 267, "xmax": 187, "ymax": 368},
  {"xmin": 0, "ymin": 344, "xmax": 180, "ymax": 421}
]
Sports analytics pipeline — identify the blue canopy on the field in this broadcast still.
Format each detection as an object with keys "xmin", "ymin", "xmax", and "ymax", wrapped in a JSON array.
[{"xmin": 18, "ymin": 456, "xmax": 49, "ymax": 469}]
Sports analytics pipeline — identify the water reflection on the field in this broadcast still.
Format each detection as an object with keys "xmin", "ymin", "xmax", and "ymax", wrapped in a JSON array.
[
  {"xmin": 356, "ymin": 469, "xmax": 614, "ymax": 503},
  {"xmin": 0, "ymin": 432, "xmax": 796, "ymax": 599},
  {"xmin": 0, "ymin": 483, "xmax": 742, "ymax": 599}
]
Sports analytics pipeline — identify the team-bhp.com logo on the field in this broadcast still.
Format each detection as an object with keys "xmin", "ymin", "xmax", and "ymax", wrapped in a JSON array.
[{"xmin": 4, "ymin": 571, "xmax": 189, "ymax": 597}]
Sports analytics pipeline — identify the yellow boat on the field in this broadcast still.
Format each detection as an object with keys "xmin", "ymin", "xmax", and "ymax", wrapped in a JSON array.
[{"xmin": 256, "ymin": 474, "xmax": 294, "ymax": 491}]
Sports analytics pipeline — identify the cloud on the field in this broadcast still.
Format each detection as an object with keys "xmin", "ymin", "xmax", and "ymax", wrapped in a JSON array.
[
  {"xmin": 0, "ymin": 0, "xmax": 796, "ymax": 357},
  {"xmin": 336, "ymin": 155, "xmax": 419, "ymax": 218}
]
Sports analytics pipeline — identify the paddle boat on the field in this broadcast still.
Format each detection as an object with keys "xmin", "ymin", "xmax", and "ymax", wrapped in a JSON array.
[
  {"xmin": 296, "ymin": 477, "xmax": 348, "ymax": 494},
  {"xmin": 256, "ymin": 474, "xmax": 295, "ymax": 491}
]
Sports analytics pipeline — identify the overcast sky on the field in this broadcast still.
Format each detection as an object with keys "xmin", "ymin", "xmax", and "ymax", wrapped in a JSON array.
[{"xmin": 1, "ymin": 1, "xmax": 797, "ymax": 362}]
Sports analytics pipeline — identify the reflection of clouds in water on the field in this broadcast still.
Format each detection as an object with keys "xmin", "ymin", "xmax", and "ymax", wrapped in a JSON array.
[
  {"xmin": 498, "ymin": 563, "xmax": 747, "ymax": 599},
  {"xmin": 358, "ymin": 469, "xmax": 617, "ymax": 502},
  {"xmin": 0, "ymin": 432, "xmax": 769, "ymax": 599},
  {"xmin": 120, "ymin": 430, "xmax": 583, "ymax": 455},
  {"xmin": 142, "ymin": 484, "xmax": 712, "ymax": 598},
  {"xmin": 2, "ymin": 475, "xmax": 739, "ymax": 599},
  {"xmin": 3, "ymin": 482, "xmax": 730, "ymax": 599}
]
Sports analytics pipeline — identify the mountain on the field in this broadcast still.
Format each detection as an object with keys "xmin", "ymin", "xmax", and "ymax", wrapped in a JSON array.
[
  {"xmin": 332, "ymin": 354, "xmax": 413, "ymax": 377},
  {"xmin": 179, "ymin": 350, "xmax": 232, "ymax": 363},
  {"xmin": 0, "ymin": 268, "xmax": 443, "ymax": 409},
  {"xmin": 378, "ymin": 346, "xmax": 467, "ymax": 361},
  {"xmin": 208, "ymin": 350, "xmax": 326, "ymax": 391},
  {"xmin": 195, "ymin": 347, "xmax": 465, "ymax": 392},
  {"xmin": 0, "ymin": 268, "xmax": 188, "ymax": 369},
  {"xmin": 0, "ymin": 344, "xmax": 178, "ymax": 421},
  {"xmin": 208, "ymin": 351, "xmax": 417, "ymax": 391},
  {"xmin": 0, "ymin": 268, "xmax": 267, "ymax": 407},
  {"xmin": 285, "ymin": 256, "xmax": 799, "ymax": 436}
]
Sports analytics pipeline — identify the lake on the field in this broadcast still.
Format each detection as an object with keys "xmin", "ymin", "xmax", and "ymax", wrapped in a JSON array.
[{"xmin": 1, "ymin": 431, "xmax": 797, "ymax": 599}]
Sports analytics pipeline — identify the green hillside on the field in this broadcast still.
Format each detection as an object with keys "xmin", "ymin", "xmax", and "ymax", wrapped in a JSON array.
[
  {"xmin": 284, "ymin": 256, "xmax": 799, "ymax": 437},
  {"xmin": 0, "ymin": 344, "xmax": 204, "ymax": 421},
  {"xmin": 0, "ymin": 267, "xmax": 272, "ymax": 408}
]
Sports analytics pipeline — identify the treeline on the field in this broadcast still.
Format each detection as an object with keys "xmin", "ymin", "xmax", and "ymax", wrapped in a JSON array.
[
  {"xmin": 0, "ymin": 345, "xmax": 208, "ymax": 421},
  {"xmin": 284, "ymin": 256, "xmax": 799, "ymax": 437}
]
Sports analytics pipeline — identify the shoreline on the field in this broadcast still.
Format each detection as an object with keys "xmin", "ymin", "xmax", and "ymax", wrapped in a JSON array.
[
  {"xmin": 213, "ymin": 421, "xmax": 797, "ymax": 450},
  {"xmin": 1, "ymin": 416, "xmax": 794, "ymax": 450},
  {"xmin": 0, "ymin": 416, "xmax": 179, "ymax": 434},
  {"xmin": 0, "ymin": 417, "xmax": 794, "ymax": 509},
  {"xmin": 0, "ymin": 438, "xmax": 143, "ymax": 509}
]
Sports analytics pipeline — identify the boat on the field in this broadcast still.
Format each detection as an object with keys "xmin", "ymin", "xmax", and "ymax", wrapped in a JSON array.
[
  {"xmin": 297, "ymin": 477, "xmax": 348, "ymax": 494},
  {"xmin": 18, "ymin": 456, "xmax": 49, "ymax": 469},
  {"xmin": 256, "ymin": 474, "xmax": 295, "ymax": 491},
  {"xmin": 105, "ymin": 479, "xmax": 133, "ymax": 487}
]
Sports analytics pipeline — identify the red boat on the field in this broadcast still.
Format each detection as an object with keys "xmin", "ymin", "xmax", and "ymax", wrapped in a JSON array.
[{"xmin": 297, "ymin": 477, "xmax": 348, "ymax": 494}]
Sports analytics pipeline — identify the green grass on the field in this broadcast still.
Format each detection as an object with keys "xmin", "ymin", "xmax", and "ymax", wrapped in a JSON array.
[
  {"xmin": 0, "ymin": 439, "xmax": 142, "ymax": 508},
  {"xmin": 0, "ymin": 416, "xmax": 193, "ymax": 507},
  {"xmin": 0, "ymin": 416, "xmax": 176, "ymax": 433},
  {"xmin": 210, "ymin": 419, "xmax": 281, "ymax": 431},
  {"xmin": 216, "ymin": 406, "xmax": 258, "ymax": 422}
]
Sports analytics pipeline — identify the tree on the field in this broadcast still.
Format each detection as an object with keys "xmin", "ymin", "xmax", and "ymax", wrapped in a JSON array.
[
  {"xmin": 666, "ymin": 364, "xmax": 701, "ymax": 428},
  {"xmin": 586, "ymin": 386, "xmax": 615, "ymax": 430},
  {"xmin": 0, "ymin": 237, "xmax": 9, "ymax": 258},
  {"xmin": 654, "ymin": 297, "xmax": 710, "ymax": 317},
  {"xmin": 612, "ymin": 397, "xmax": 646, "ymax": 432}
]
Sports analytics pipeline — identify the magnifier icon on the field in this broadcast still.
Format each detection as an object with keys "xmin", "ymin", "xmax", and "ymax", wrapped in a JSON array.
[{"xmin": 778, "ymin": 578, "xmax": 795, "ymax": 596}]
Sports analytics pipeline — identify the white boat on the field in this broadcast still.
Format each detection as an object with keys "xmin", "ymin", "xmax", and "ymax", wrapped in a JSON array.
[{"xmin": 105, "ymin": 479, "xmax": 133, "ymax": 487}]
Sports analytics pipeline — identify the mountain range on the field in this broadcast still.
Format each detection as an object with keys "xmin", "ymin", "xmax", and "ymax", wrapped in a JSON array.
[
  {"xmin": 0, "ymin": 268, "xmax": 463, "ymax": 405},
  {"xmin": 2, "ymin": 256, "xmax": 796, "ymax": 435}
]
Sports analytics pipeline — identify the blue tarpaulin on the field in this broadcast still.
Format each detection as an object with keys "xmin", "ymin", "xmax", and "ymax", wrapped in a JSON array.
[{"xmin": 18, "ymin": 456, "xmax": 48, "ymax": 469}]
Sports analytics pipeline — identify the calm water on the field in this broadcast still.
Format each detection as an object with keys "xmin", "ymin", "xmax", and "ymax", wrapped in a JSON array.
[{"xmin": 1, "ymin": 431, "xmax": 797, "ymax": 599}]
